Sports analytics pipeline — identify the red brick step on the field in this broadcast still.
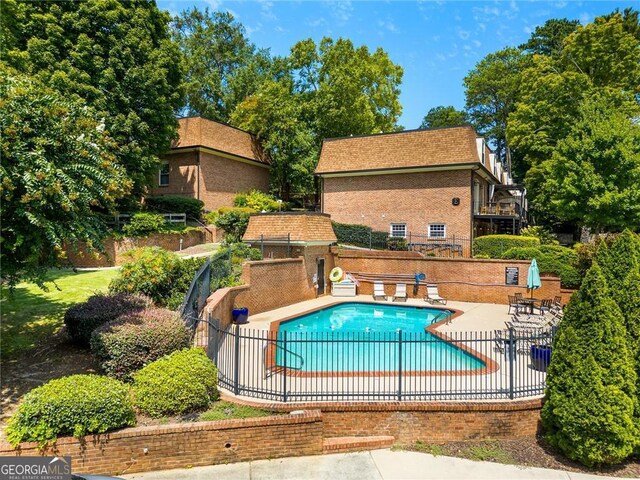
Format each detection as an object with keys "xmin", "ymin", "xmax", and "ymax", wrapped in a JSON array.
[{"xmin": 322, "ymin": 435, "xmax": 395, "ymax": 454}]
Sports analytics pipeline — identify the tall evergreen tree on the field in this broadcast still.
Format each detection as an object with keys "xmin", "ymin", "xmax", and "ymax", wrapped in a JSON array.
[{"xmin": 542, "ymin": 264, "xmax": 638, "ymax": 466}]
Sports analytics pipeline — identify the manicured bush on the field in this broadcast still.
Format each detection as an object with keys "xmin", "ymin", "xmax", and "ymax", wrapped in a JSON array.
[
  {"xmin": 596, "ymin": 230, "xmax": 640, "ymax": 295},
  {"xmin": 122, "ymin": 212, "xmax": 168, "ymax": 237},
  {"xmin": 233, "ymin": 189, "xmax": 282, "ymax": 212},
  {"xmin": 132, "ymin": 348, "xmax": 219, "ymax": 417},
  {"xmin": 214, "ymin": 208, "xmax": 253, "ymax": 243},
  {"xmin": 145, "ymin": 195, "xmax": 204, "ymax": 220},
  {"xmin": 332, "ymin": 221, "xmax": 389, "ymax": 249},
  {"xmin": 91, "ymin": 308, "xmax": 191, "ymax": 381},
  {"xmin": 387, "ymin": 237, "xmax": 409, "ymax": 251},
  {"xmin": 64, "ymin": 293, "xmax": 152, "ymax": 347},
  {"xmin": 499, "ymin": 245, "xmax": 581, "ymax": 289},
  {"xmin": 520, "ymin": 226, "xmax": 559, "ymax": 245},
  {"xmin": 6, "ymin": 374, "xmax": 135, "ymax": 447},
  {"xmin": 109, "ymin": 247, "xmax": 206, "ymax": 308},
  {"xmin": 473, "ymin": 234, "xmax": 540, "ymax": 258},
  {"xmin": 541, "ymin": 264, "xmax": 638, "ymax": 466}
]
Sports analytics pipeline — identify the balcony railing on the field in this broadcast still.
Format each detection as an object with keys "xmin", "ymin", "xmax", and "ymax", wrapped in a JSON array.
[{"xmin": 474, "ymin": 203, "xmax": 520, "ymax": 217}]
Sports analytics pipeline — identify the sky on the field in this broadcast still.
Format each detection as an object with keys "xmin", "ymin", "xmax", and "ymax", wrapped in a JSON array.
[{"xmin": 157, "ymin": 0, "xmax": 638, "ymax": 129}]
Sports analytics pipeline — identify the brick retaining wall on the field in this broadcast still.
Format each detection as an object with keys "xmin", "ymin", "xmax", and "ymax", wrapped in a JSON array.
[
  {"xmin": 0, "ymin": 411, "xmax": 323, "ymax": 476},
  {"xmin": 63, "ymin": 229, "xmax": 207, "ymax": 268}
]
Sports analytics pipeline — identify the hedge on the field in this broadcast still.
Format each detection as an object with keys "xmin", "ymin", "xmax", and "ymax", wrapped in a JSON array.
[
  {"xmin": 145, "ymin": 195, "xmax": 204, "ymax": 220},
  {"xmin": 91, "ymin": 308, "xmax": 191, "ymax": 381},
  {"xmin": 500, "ymin": 245, "xmax": 581, "ymax": 289},
  {"xmin": 132, "ymin": 348, "xmax": 219, "ymax": 417},
  {"xmin": 473, "ymin": 234, "xmax": 540, "ymax": 258},
  {"xmin": 122, "ymin": 212, "xmax": 168, "ymax": 237},
  {"xmin": 64, "ymin": 293, "xmax": 152, "ymax": 347},
  {"xmin": 6, "ymin": 375, "xmax": 135, "ymax": 447},
  {"xmin": 332, "ymin": 221, "xmax": 389, "ymax": 249}
]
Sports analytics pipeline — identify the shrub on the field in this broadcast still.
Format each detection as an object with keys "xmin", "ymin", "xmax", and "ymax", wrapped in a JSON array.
[
  {"xmin": 91, "ymin": 308, "xmax": 191, "ymax": 381},
  {"xmin": 520, "ymin": 225, "xmax": 559, "ymax": 245},
  {"xmin": 541, "ymin": 264, "xmax": 638, "ymax": 466},
  {"xmin": 214, "ymin": 208, "xmax": 253, "ymax": 243},
  {"xmin": 332, "ymin": 221, "xmax": 389, "ymax": 249},
  {"xmin": 145, "ymin": 195, "xmax": 204, "ymax": 220},
  {"xmin": 64, "ymin": 293, "xmax": 152, "ymax": 347},
  {"xmin": 132, "ymin": 348, "xmax": 219, "ymax": 417},
  {"xmin": 122, "ymin": 212, "xmax": 168, "ymax": 237},
  {"xmin": 473, "ymin": 234, "xmax": 540, "ymax": 258},
  {"xmin": 6, "ymin": 374, "xmax": 135, "ymax": 447},
  {"xmin": 233, "ymin": 189, "xmax": 282, "ymax": 212},
  {"xmin": 500, "ymin": 245, "xmax": 581, "ymax": 289},
  {"xmin": 109, "ymin": 247, "xmax": 206, "ymax": 308},
  {"xmin": 387, "ymin": 237, "xmax": 409, "ymax": 251},
  {"xmin": 596, "ymin": 230, "xmax": 640, "ymax": 294}
]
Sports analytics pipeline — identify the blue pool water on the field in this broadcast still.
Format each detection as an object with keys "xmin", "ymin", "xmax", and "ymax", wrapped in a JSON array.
[{"xmin": 276, "ymin": 303, "xmax": 485, "ymax": 373}]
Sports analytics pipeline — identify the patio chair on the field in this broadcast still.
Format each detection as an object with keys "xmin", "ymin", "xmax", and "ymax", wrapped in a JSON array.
[
  {"xmin": 373, "ymin": 281, "xmax": 387, "ymax": 301},
  {"xmin": 508, "ymin": 295, "xmax": 523, "ymax": 315},
  {"xmin": 392, "ymin": 283, "xmax": 407, "ymax": 302},
  {"xmin": 425, "ymin": 284, "xmax": 447, "ymax": 305},
  {"xmin": 553, "ymin": 295, "xmax": 563, "ymax": 308},
  {"xmin": 537, "ymin": 298, "xmax": 553, "ymax": 315}
]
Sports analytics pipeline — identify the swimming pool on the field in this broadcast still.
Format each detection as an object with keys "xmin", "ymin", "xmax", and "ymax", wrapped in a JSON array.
[{"xmin": 275, "ymin": 302, "xmax": 485, "ymax": 373}]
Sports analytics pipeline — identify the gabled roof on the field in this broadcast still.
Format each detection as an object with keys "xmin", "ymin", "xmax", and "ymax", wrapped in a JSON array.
[
  {"xmin": 243, "ymin": 213, "xmax": 337, "ymax": 244},
  {"xmin": 172, "ymin": 116, "xmax": 269, "ymax": 165},
  {"xmin": 315, "ymin": 125, "xmax": 481, "ymax": 175}
]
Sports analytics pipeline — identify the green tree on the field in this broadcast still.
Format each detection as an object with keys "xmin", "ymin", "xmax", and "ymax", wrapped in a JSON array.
[
  {"xmin": 0, "ymin": 67, "xmax": 129, "ymax": 285},
  {"xmin": 541, "ymin": 264, "xmax": 638, "ymax": 466},
  {"xmin": 463, "ymin": 47, "xmax": 530, "ymax": 167},
  {"xmin": 2, "ymin": 0, "xmax": 183, "ymax": 199},
  {"xmin": 172, "ymin": 8, "xmax": 271, "ymax": 122},
  {"xmin": 519, "ymin": 18, "xmax": 580, "ymax": 56},
  {"xmin": 419, "ymin": 106, "xmax": 468, "ymax": 129},
  {"xmin": 535, "ymin": 94, "xmax": 640, "ymax": 232}
]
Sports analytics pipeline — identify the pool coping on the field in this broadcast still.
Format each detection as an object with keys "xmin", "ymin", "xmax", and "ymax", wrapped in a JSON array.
[{"xmin": 262, "ymin": 299, "xmax": 499, "ymax": 377}]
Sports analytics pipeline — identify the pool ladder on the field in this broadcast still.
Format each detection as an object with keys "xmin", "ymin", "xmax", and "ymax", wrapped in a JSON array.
[{"xmin": 263, "ymin": 340, "xmax": 304, "ymax": 379}]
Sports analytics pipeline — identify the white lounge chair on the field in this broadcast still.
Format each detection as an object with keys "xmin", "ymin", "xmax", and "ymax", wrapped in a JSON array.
[
  {"xmin": 373, "ymin": 281, "xmax": 387, "ymax": 301},
  {"xmin": 425, "ymin": 284, "xmax": 447, "ymax": 305},
  {"xmin": 392, "ymin": 283, "xmax": 407, "ymax": 302}
]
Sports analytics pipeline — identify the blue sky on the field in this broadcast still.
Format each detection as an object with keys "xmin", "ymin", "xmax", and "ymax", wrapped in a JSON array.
[{"xmin": 157, "ymin": 0, "xmax": 637, "ymax": 129}]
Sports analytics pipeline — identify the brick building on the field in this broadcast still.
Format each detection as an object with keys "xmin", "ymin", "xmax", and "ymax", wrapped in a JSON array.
[
  {"xmin": 315, "ymin": 126, "xmax": 526, "ymax": 243},
  {"xmin": 148, "ymin": 116, "xmax": 271, "ymax": 211}
]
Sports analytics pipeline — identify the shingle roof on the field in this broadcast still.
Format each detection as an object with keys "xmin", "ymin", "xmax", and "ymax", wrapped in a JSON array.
[
  {"xmin": 243, "ymin": 213, "xmax": 337, "ymax": 243},
  {"xmin": 315, "ymin": 125, "xmax": 481, "ymax": 174},
  {"xmin": 173, "ymin": 117, "xmax": 269, "ymax": 165}
]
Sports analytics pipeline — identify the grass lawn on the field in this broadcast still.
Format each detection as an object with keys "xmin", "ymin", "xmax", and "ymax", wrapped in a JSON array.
[
  {"xmin": 1, "ymin": 269, "xmax": 118, "ymax": 359},
  {"xmin": 198, "ymin": 401, "xmax": 277, "ymax": 421}
]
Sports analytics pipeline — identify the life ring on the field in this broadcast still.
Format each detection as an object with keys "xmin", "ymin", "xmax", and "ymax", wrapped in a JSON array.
[{"xmin": 329, "ymin": 267, "xmax": 344, "ymax": 282}]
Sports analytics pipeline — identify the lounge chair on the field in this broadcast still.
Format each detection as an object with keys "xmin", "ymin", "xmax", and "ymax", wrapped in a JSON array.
[
  {"xmin": 425, "ymin": 284, "xmax": 447, "ymax": 305},
  {"xmin": 392, "ymin": 283, "xmax": 407, "ymax": 302},
  {"xmin": 373, "ymin": 281, "xmax": 387, "ymax": 301}
]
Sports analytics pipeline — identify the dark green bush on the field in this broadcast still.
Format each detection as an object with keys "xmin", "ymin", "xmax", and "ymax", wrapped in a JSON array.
[
  {"xmin": 109, "ymin": 247, "xmax": 206, "ymax": 308},
  {"xmin": 64, "ymin": 293, "xmax": 152, "ymax": 347},
  {"xmin": 541, "ymin": 264, "xmax": 638, "ymax": 466},
  {"xmin": 91, "ymin": 308, "xmax": 191, "ymax": 381},
  {"xmin": 214, "ymin": 208, "xmax": 253, "ymax": 243},
  {"xmin": 6, "ymin": 374, "xmax": 135, "ymax": 447},
  {"xmin": 132, "ymin": 348, "xmax": 219, "ymax": 417},
  {"xmin": 473, "ymin": 234, "xmax": 540, "ymax": 258},
  {"xmin": 332, "ymin": 221, "xmax": 389, "ymax": 249},
  {"xmin": 145, "ymin": 195, "xmax": 204, "ymax": 220},
  {"xmin": 122, "ymin": 212, "xmax": 168, "ymax": 237},
  {"xmin": 498, "ymin": 245, "xmax": 581, "ymax": 289},
  {"xmin": 387, "ymin": 237, "xmax": 409, "ymax": 251}
]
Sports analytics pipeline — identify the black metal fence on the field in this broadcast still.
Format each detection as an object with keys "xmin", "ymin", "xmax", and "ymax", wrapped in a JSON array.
[
  {"xmin": 180, "ymin": 250, "xmax": 232, "ymax": 329},
  {"xmin": 201, "ymin": 321, "xmax": 554, "ymax": 402},
  {"xmin": 340, "ymin": 233, "xmax": 472, "ymax": 258}
]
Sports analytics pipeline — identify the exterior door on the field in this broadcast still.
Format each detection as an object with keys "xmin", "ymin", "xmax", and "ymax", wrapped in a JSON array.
[{"xmin": 317, "ymin": 258, "xmax": 325, "ymax": 295}]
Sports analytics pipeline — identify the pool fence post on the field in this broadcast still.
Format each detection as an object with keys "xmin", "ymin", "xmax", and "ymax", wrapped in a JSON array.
[
  {"xmin": 283, "ymin": 330, "xmax": 288, "ymax": 402},
  {"xmin": 397, "ymin": 330, "xmax": 403, "ymax": 401},
  {"xmin": 369, "ymin": 229, "xmax": 372, "ymax": 250},
  {"xmin": 287, "ymin": 233, "xmax": 291, "ymax": 257},
  {"xmin": 260, "ymin": 234, "xmax": 264, "ymax": 258},
  {"xmin": 508, "ymin": 327, "xmax": 515, "ymax": 399},
  {"xmin": 210, "ymin": 313, "xmax": 220, "ymax": 364},
  {"xmin": 233, "ymin": 324, "xmax": 241, "ymax": 396}
]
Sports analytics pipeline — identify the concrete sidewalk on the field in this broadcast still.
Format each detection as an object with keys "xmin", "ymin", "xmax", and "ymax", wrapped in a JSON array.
[{"xmin": 121, "ymin": 449, "xmax": 618, "ymax": 480}]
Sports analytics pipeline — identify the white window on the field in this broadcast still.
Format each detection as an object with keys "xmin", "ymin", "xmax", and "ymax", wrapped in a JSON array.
[
  {"xmin": 389, "ymin": 223, "xmax": 407, "ymax": 238},
  {"xmin": 428, "ymin": 223, "xmax": 446, "ymax": 238},
  {"xmin": 158, "ymin": 162, "xmax": 170, "ymax": 186}
]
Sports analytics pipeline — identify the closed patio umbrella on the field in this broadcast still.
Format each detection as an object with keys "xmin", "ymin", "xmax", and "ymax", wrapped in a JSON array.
[{"xmin": 527, "ymin": 258, "xmax": 541, "ymax": 298}]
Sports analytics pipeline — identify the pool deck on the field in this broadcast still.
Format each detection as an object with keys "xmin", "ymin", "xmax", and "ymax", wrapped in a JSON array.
[{"xmin": 241, "ymin": 295, "xmax": 512, "ymax": 333}]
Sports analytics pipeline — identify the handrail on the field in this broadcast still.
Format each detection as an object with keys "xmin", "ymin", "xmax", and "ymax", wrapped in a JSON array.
[{"xmin": 264, "ymin": 338, "xmax": 304, "ymax": 378}]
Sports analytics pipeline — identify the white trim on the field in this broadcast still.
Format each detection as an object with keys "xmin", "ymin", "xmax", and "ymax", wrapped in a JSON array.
[
  {"xmin": 428, "ymin": 223, "xmax": 446, "ymax": 239},
  {"xmin": 158, "ymin": 162, "xmax": 170, "ymax": 186},
  {"xmin": 389, "ymin": 223, "xmax": 407, "ymax": 238}
]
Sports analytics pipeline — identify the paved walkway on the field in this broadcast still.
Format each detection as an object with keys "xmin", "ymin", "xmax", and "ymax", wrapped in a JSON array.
[{"xmin": 122, "ymin": 449, "xmax": 619, "ymax": 480}]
